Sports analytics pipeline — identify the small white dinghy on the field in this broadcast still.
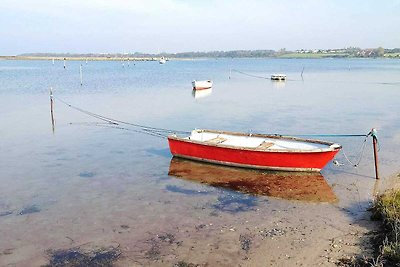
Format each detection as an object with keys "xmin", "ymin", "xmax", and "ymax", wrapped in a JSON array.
[
  {"xmin": 271, "ymin": 74, "xmax": 286, "ymax": 81},
  {"xmin": 192, "ymin": 80, "xmax": 213, "ymax": 90}
]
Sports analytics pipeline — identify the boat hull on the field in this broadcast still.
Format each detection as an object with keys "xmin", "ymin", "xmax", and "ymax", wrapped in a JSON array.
[
  {"xmin": 168, "ymin": 135, "xmax": 340, "ymax": 172},
  {"xmin": 192, "ymin": 80, "xmax": 213, "ymax": 90}
]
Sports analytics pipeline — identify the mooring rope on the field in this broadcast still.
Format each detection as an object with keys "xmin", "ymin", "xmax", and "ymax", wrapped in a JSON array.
[
  {"xmin": 53, "ymin": 96, "xmax": 190, "ymax": 138},
  {"xmin": 340, "ymin": 133, "xmax": 370, "ymax": 167},
  {"xmin": 68, "ymin": 122, "xmax": 169, "ymax": 138},
  {"xmin": 275, "ymin": 133, "xmax": 367, "ymax": 138},
  {"xmin": 52, "ymin": 94, "xmax": 378, "ymax": 166},
  {"xmin": 231, "ymin": 69, "xmax": 269, "ymax": 79},
  {"xmin": 231, "ymin": 69, "xmax": 400, "ymax": 85},
  {"xmin": 231, "ymin": 69, "xmax": 301, "ymax": 82},
  {"xmin": 269, "ymin": 131, "xmax": 375, "ymax": 168}
]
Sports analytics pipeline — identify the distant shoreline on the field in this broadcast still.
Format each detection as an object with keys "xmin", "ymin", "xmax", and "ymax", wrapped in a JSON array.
[
  {"xmin": 0, "ymin": 56, "xmax": 178, "ymax": 61},
  {"xmin": 1, "ymin": 47, "xmax": 400, "ymax": 60},
  {"xmin": 1, "ymin": 55, "xmax": 399, "ymax": 61}
]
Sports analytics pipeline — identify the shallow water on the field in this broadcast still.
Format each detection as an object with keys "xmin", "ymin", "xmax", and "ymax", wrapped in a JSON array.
[{"xmin": 0, "ymin": 58, "xmax": 399, "ymax": 266}]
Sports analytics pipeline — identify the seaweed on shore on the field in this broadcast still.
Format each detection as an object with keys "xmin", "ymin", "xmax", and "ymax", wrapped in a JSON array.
[
  {"xmin": 79, "ymin": 171, "xmax": 96, "ymax": 178},
  {"xmin": 18, "ymin": 205, "xmax": 40, "ymax": 215},
  {"xmin": 44, "ymin": 246, "xmax": 121, "ymax": 267},
  {"xmin": 0, "ymin": 210, "xmax": 13, "ymax": 217},
  {"xmin": 239, "ymin": 234, "xmax": 252, "ymax": 253},
  {"xmin": 165, "ymin": 185, "xmax": 209, "ymax": 195},
  {"xmin": 143, "ymin": 233, "xmax": 182, "ymax": 261},
  {"xmin": 173, "ymin": 261, "xmax": 200, "ymax": 267},
  {"xmin": 211, "ymin": 192, "xmax": 259, "ymax": 213}
]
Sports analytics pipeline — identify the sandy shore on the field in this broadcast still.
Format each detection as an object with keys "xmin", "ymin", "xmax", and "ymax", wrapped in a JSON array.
[{"xmin": 2, "ymin": 170, "xmax": 396, "ymax": 266}]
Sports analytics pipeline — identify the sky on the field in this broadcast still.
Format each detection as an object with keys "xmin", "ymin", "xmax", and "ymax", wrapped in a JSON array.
[{"xmin": 0, "ymin": 0, "xmax": 399, "ymax": 55}]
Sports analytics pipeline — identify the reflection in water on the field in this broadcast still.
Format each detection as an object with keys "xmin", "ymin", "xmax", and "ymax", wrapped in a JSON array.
[
  {"xmin": 271, "ymin": 80, "xmax": 286, "ymax": 89},
  {"xmin": 168, "ymin": 157, "xmax": 337, "ymax": 202},
  {"xmin": 192, "ymin": 88, "xmax": 212, "ymax": 99}
]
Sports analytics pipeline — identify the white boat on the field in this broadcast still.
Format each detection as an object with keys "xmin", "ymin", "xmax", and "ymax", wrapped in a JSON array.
[
  {"xmin": 271, "ymin": 74, "xmax": 286, "ymax": 81},
  {"xmin": 192, "ymin": 80, "xmax": 213, "ymax": 90},
  {"xmin": 159, "ymin": 57, "xmax": 166, "ymax": 64}
]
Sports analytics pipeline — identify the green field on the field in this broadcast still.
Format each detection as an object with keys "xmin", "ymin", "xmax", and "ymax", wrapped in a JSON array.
[
  {"xmin": 384, "ymin": 53, "xmax": 400, "ymax": 58},
  {"xmin": 278, "ymin": 53, "xmax": 349, "ymax": 58}
]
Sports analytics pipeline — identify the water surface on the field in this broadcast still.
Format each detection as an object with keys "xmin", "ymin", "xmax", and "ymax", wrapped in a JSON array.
[{"xmin": 0, "ymin": 58, "xmax": 399, "ymax": 266}]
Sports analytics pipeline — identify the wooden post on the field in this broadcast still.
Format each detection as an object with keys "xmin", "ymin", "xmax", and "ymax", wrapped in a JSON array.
[
  {"xmin": 50, "ymin": 87, "xmax": 55, "ymax": 133},
  {"xmin": 371, "ymin": 128, "xmax": 379, "ymax": 179},
  {"xmin": 80, "ymin": 64, "xmax": 83, "ymax": 86}
]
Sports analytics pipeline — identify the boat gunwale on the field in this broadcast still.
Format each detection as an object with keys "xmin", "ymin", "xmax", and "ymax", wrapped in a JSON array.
[{"xmin": 168, "ymin": 129, "xmax": 342, "ymax": 153}]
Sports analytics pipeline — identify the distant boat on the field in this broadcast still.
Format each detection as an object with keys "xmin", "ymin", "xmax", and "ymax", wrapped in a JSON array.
[
  {"xmin": 192, "ymin": 80, "xmax": 213, "ymax": 90},
  {"xmin": 192, "ymin": 88, "xmax": 212, "ymax": 99},
  {"xmin": 271, "ymin": 74, "xmax": 286, "ymax": 81},
  {"xmin": 168, "ymin": 129, "xmax": 341, "ymax": 172},
  {"xmin": 159, "ymin": 57, "xmax": 166, "ymax": 64}
]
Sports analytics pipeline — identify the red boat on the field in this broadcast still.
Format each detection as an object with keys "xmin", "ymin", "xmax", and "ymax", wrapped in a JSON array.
[{"xmin": 168, "ymin": 129, "xmax": 341, "ymax": 172}]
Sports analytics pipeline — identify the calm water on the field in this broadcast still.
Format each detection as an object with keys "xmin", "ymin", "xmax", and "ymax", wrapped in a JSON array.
[{"xmin": 0, "ymin": 58, "xmax": 399, "ymax": 266}]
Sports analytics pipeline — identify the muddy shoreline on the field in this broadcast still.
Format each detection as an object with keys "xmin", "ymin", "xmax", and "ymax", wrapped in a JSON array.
[{"xmin": 2, "ymin": 170, "xmax": 397, "ymax": 266}]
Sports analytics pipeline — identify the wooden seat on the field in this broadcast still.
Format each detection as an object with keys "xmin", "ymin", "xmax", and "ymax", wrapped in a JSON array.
[
  {"xmin": 258, "ymin": 141, "xmax": 274, "ymax": 150},
  {"xmin": 206, "ymin": 136, "xmax": 227, "ymax": 144}
]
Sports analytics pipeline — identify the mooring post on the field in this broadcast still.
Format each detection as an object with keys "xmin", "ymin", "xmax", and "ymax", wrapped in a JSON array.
[
  {"xmin": 371, "ymin": 128, "xmax": 379, "ymax": 179},
  {"xmin": 50, "ymin": 87, "xmax": 55, "ymax": 133},
  {"xmin": 80, "ymin": 64, "xmax": 83, "ymax": 86}
]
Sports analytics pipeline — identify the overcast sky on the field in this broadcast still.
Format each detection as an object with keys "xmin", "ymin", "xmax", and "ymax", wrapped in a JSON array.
[{"xmin": 0, "ymin": 0, "xmax": 399, "ymax": 55}]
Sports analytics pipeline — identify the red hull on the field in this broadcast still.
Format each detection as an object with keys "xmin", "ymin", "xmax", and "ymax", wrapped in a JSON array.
[{"xmin": 168, "ymin": 137, "xmax": 340, "ymax": 172}]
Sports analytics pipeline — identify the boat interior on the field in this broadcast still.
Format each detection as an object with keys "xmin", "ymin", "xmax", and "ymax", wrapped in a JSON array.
[{"xmin": 185, "ymin": 130, "xmax": 336, "ymax": 151}]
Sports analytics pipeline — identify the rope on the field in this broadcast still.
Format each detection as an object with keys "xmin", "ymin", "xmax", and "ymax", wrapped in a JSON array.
[
  {"xmin": 332, "ymin": 129, "xmax": 377, "ymax": 168},
  {"xmin": 274, "ymin": 133, "xmax": 367, "ymax": 138},
  {"xmin": 231, "ymin": 69, "xmax": 269, "ymax": 79},
  {"xmin": 68, "ymin": 122, "xmax": 168, "ymax": 138},
  {"xmin": 341, "ymin": 134, "xmax": 369, "ymax": 167},
  {"xmin": 53, "ymin": 96, "xmax": 190, "ymax": 138},
  {"xmin": 52, "ymin": 93, "xmax": 380, "ymax": 166},
  {"xmin": 269, "ymin": 131, "xmax": 374, "ymax": 168},
  {"xmin": 231, "ymin": 69, "xmax": 400, "ymax": 85}
]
